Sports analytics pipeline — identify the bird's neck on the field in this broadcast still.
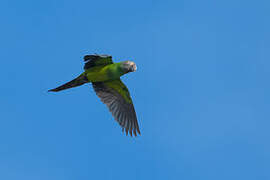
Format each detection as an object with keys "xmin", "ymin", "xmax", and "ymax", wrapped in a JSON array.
[{"xmin": 106, "ymin": 63, "xmax": 126, "ymax": 79}]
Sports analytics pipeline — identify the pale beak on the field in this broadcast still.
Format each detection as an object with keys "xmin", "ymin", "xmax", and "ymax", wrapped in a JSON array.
[{"xmin": 132, "ymin": 64, "xmax": 137, "ymax": 72}]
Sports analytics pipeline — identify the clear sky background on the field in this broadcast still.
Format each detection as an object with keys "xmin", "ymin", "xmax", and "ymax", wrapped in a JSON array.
[{"xmin": 0, "ymin": 0, "xmax": 269, "ymax": 179}]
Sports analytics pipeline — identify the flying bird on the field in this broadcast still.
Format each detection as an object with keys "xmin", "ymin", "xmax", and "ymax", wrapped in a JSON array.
[{"xmin": 48, "ymin": 54, "xmax": 140, "ymax": 136}]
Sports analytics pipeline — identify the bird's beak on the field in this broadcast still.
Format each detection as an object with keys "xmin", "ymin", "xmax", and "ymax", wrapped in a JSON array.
[{"xmin": 131, "ymin": 64, "xmax": 137, "ymax": 72}]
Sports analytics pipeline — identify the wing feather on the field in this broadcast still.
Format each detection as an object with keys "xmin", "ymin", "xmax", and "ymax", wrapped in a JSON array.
[
  {"xmin": 84, "ymin": 54, "xmax": 113, "ymax": 70},
  {"xmin": 92, "ymin": 79, "xmax": 140, "ymax": 136}
]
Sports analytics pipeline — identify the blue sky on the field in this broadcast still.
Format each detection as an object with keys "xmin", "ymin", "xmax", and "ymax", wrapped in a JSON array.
[{"xmin": 0, "ymin": 0, "xmax": 270, "ymax": 179}]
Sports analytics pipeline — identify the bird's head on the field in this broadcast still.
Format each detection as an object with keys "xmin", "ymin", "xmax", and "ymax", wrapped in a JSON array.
[{"xmin": 121, "ymin": 61, "xmax": 137, "ymax": 73}]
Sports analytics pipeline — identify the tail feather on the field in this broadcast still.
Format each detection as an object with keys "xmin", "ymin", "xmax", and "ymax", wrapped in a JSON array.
[{"xmin": 48, "ymin": 75, "xmax": 88, "ymax": 92}]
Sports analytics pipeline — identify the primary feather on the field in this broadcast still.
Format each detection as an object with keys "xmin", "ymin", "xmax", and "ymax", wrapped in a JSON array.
[{"xmin": 92, "ymin": 80, "xmax": 140, "ymax": 136}]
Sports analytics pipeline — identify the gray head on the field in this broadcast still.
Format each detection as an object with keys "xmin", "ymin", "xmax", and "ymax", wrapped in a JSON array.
[{"xmin": 121, "ymin": 61, "xmax": 137, "ymax": 73}]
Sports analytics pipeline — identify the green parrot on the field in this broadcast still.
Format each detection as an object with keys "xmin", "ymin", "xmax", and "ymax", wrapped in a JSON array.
[{"xmin": 48, "ymin": 54, "xmax": 140, "ymax": 136}]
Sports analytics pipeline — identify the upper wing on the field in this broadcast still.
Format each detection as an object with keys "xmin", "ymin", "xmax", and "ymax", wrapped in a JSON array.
[
  {"xmin": 84, "ymin": 54, "xmax": 113, "ymax": 70},
  {"xmin": 92, "ymin": 79, "xmax": 140, "ymax": 136}
]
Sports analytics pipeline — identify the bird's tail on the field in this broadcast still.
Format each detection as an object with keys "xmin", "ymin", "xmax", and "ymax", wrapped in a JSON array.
[{"xmin": 48, "ymin": 74, "xmax": 88, "ymax": 92}]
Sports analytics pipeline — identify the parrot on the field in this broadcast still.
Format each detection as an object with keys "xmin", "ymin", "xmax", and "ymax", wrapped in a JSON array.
[{"xmin": 48, "ymin": 54, "xmax": 140, "ymax": 136}]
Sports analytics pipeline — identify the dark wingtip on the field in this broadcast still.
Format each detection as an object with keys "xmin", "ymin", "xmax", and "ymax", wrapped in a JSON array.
[
  {"xmin": 125, "ymin": 128, "xmax": 128, "ymax": 136},
  {"xmin": 121, "ymin": 125, "xmax": 141, "ymax": 137},
  {"xmin": 125, "ymin": 128, "xmax": 141, "ymax": 137},
  {"xmin": 135, "ymin": 129, "xmax": 141, "ymax": 137},
  {"xmin": 84, "ymin": 54, "xmax": 98, "ymax": 61},
  {"xmin": 133, "ymin": 130, "xmax": 137, "ymax": 137},
  {"xmin": 83, "ymin": 55, "xmax": 91, "ymax": 61}
]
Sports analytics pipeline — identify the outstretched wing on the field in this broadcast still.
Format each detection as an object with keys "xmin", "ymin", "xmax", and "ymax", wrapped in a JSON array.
[
  {"xmin": 84, "ymin": 54, "xmax": 113, "ymax": 70},
  {"xmin": 92, "ymin": 79, "xmax": 140, "ymax": 136}
]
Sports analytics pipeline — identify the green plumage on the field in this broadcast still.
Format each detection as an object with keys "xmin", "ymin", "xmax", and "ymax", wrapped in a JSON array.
[
  {"xmin": 83, "ymin": 63, "xmax": 125, "ymax": 82},
  {"xmin": 48, "ymin": 54, "xmax": 140, "ymax": 136}
]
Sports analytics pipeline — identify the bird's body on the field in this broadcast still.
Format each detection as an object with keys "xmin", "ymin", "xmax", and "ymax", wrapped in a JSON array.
[
  {"xmin": 83, "ymin": 63, "xmax": 125, "ymax": 82},
  {"xmin": 49, "ymin": 54, "xmax": 140, "ymax": 136}
]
